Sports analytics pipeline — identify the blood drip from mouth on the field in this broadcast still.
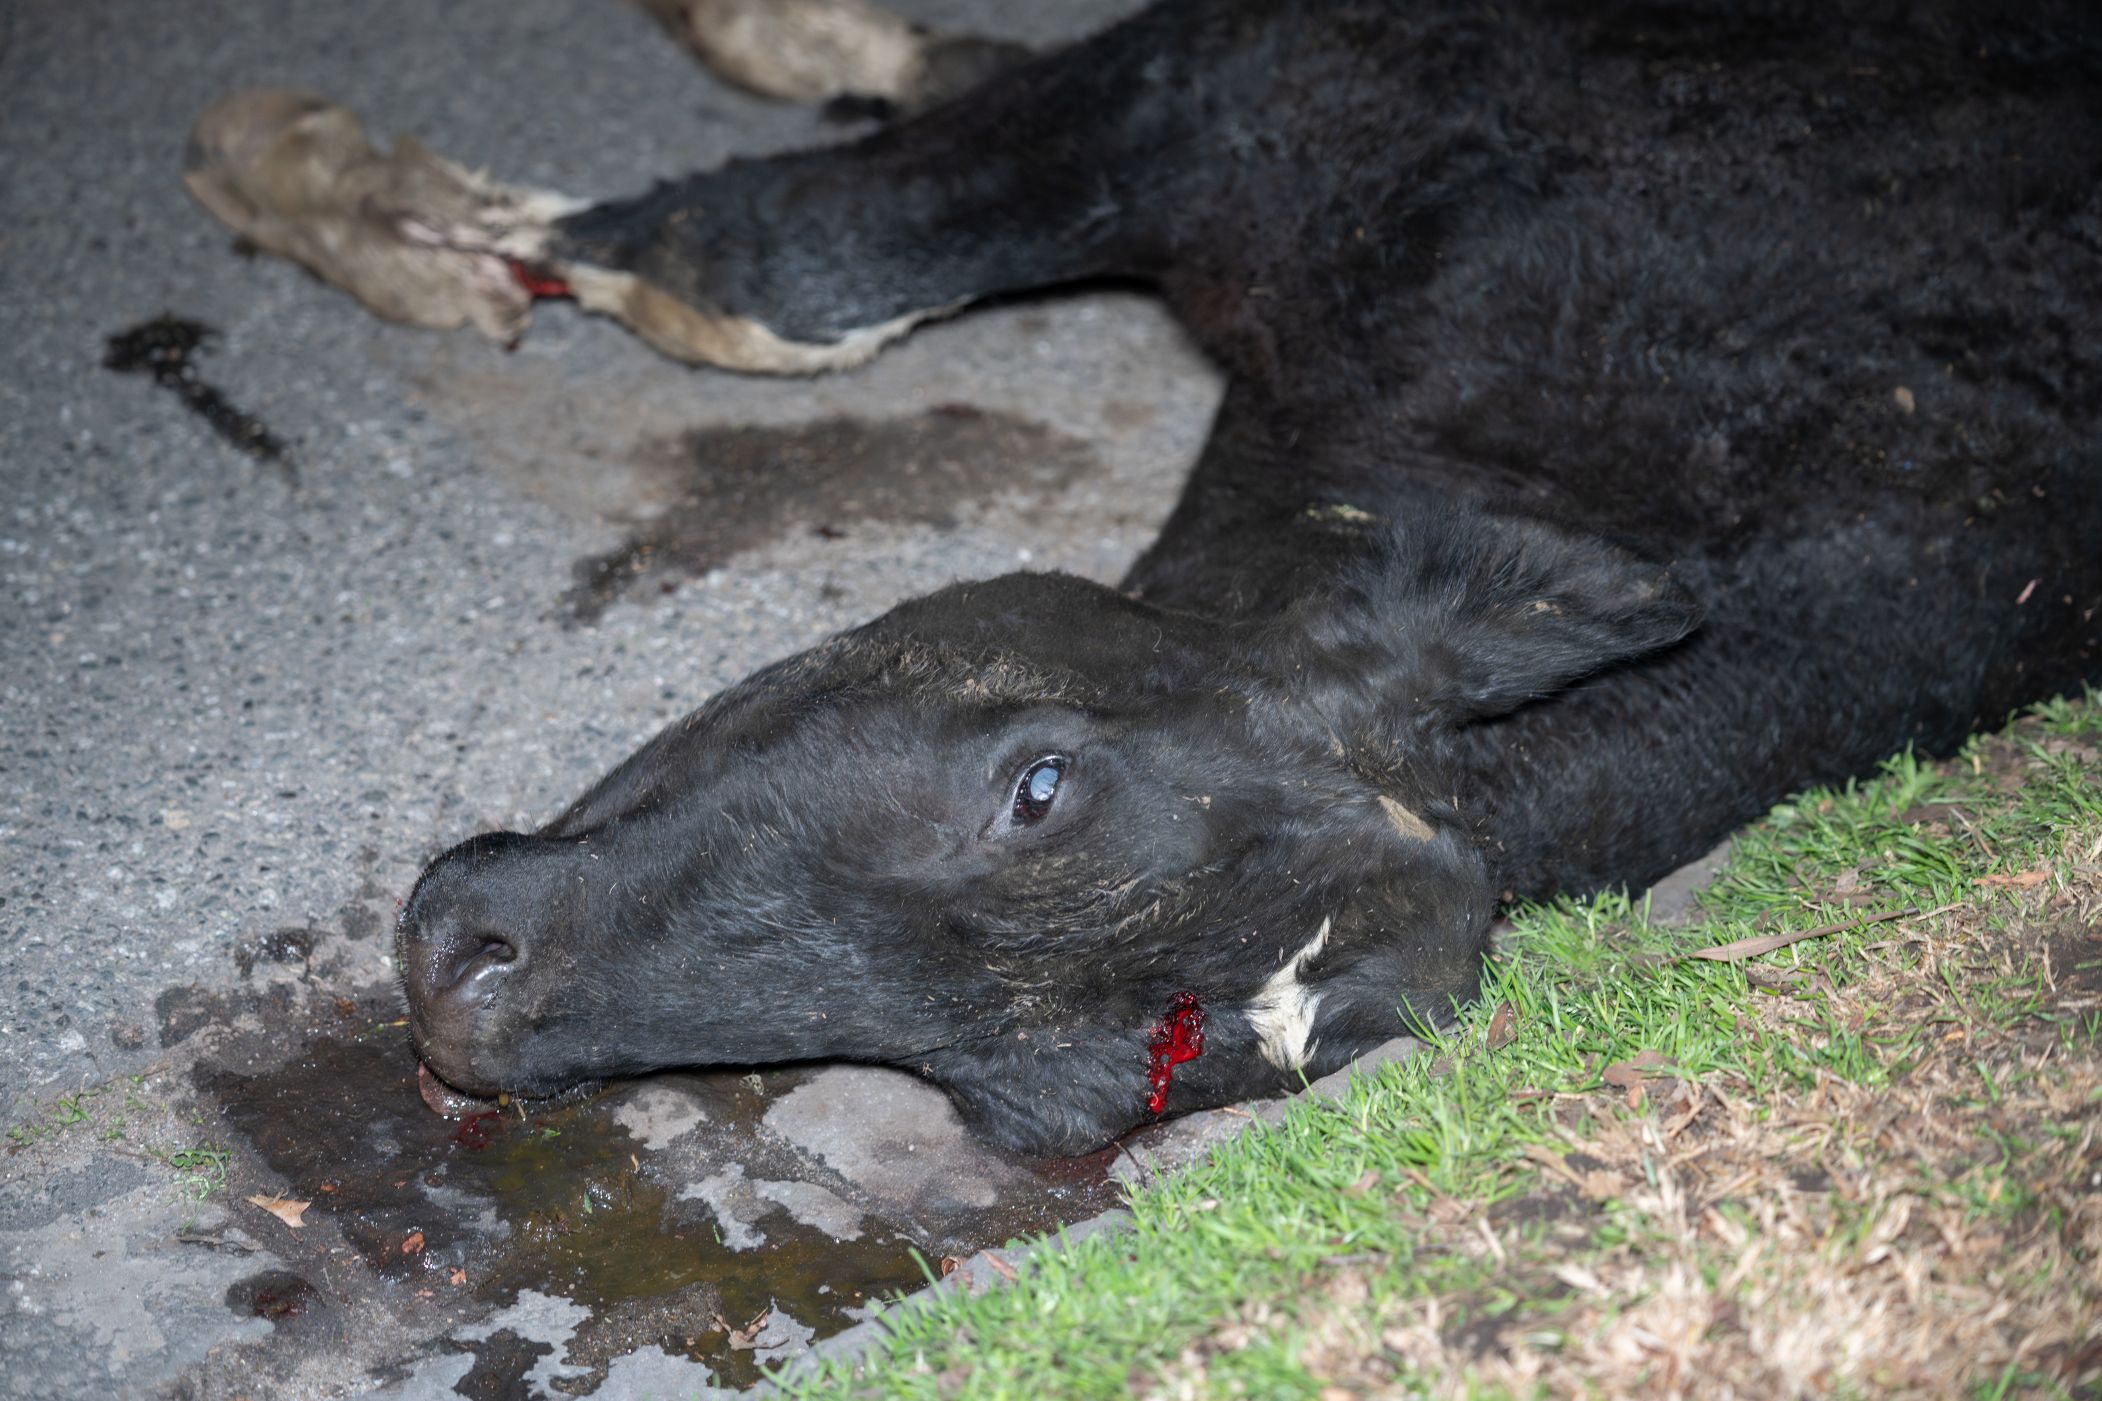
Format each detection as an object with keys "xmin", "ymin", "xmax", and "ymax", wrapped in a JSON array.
[
  {"xmin": 1145, "ymin": 992, "xmax": 1205, "ymax": 1116},
  {"xmin": 450, "ymin": 1110, "xmax": 505, "ymax": 1152},
  {"xmin": 507, "ymin": 259, "xmax": 572, "ymax": 300}
]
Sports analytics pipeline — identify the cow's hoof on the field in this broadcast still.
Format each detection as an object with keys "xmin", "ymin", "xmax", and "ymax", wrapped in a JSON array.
[
  {"xmin": 670, "ymin": 0, "xmax": 925, "ymax": 102},
  {"xmin": 648, "ymin": 0, "xmax": 1028, "ymax": 112},
  {"xmin": 184, "ymin": 88, "xmax": 586, "ymax": 344}
]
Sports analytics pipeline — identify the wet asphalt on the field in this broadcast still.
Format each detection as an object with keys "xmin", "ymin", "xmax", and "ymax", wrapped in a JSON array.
[{"xmin": 0, "ymin": 0, "xmax": 1243, "ymax": 1393}]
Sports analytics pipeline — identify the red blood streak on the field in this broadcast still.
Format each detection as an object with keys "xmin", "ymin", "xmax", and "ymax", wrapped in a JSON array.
[
  {"xmin": 507, "ymin": 259, "xmax": 572, "ymax": 300},
  {"xmin": 1145, "ymin": 992, "xmax": 1205, "ymax": 1115},
  {"xmin": 450, "ymin": 1110, "xmax": 504, "ymax": 1151}
]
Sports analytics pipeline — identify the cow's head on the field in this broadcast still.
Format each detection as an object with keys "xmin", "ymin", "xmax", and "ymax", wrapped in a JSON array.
[{"xmin": 399, "ymin": 513, "xmax": 1696, "ymax": 1153}]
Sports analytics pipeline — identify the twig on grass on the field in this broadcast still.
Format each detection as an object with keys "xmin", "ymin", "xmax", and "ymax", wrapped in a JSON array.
[{"xmin": 1663, "ymin": 903, "xmax": 1959, "ymax": 966}]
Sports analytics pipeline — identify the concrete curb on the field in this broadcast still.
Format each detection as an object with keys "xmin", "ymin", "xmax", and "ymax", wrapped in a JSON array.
[{"xmin": 756, "ymin": 1035, "xmax": 1425, "ymax": 1392}]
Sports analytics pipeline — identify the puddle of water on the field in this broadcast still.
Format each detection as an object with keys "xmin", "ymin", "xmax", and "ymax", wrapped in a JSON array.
[
  {"xmin": 196, "ymin": 993, "xmax": 1125, "ymax": 1390},
  {"xmin": 564, "ymin": 406, "xmax": 1098, "ymax": 621}
]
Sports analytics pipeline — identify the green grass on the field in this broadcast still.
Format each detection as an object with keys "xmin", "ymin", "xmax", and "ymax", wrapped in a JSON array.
[
  {"xmin": 784, "ymin": 694, "xmax": 2102, "ymax": 1399},
  {"xmin": 5, "ymin": 1088, "xmax": 98, "ymax": 1147},
  {"xmin": 4, "ymin": 1073, "xmax": 156, "ymax": 1150},
  {"xmin": 154, "ymin": 1142, "xmax": 233, "ymax": 1205}
]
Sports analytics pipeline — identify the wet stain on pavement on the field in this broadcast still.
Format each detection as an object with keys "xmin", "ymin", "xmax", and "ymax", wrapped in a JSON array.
[
  {"xmin": 564, "ymin": 406, "xmax": 1098, "ymax": 622},
  {"xmin": 233, "ymin": 926, "xmax": 320, "ymax": 979},
  {"xmin": 448, "ymin": 1327, "xmax": 552, "ymax": 1400},
  {"xmin": 195, "ymin": 992, "xmax": 1126, "ymax": 1391},
  {"xmin": 157, "ymin": 980, "xmax": 296, "ymax": 1049},
  {"xmin": 226, "ymin": 1268, "xmax": 326, "ymax": 1328},
  {"xmin": 104, "ymin": 314, "xmax": 291, "ymax": 476}
]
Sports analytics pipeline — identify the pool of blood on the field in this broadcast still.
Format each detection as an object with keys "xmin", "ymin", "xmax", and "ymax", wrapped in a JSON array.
[{"xmin": 1145, "ymin": 992, "xmax": 1205, "ymax": 1115}]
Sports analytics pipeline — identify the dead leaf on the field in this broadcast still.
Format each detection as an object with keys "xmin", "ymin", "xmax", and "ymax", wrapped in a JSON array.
[
  {"xmin": 1601, "ymin": 1050, "xmax": 1676, "ymax": 1089},
  {"xmin": 938, "ymin": 1255, "xmax": 963, "ymax": 1278},
  {"xmin": 245, "ymin": 1193, "xmax": 310, "ymax": 1228},
  {"xmin": 983, "ymin": 1252, "xmax": 1019, "ymax": 1284},
  {"xmin": 1484, "ymin": 1001, "xmax": 1519, "ymax": 1051},
  {"xmin": 1745, "ymin": 965, "xmax": 1807, "ymax": 994},
  {"xmin": 1684, "ymin": 904, "xmax": 1948, "ymax": 963},
  {"xmin": 725, "ymin": 1306, "xmax": 771, "ymax": 1350},
  {"xmin": 1978, "ymin": 867, "xmax": 2051, "ymax": 890},
  {"xmin": 401, "ymin": 1230, "xmax": 425, "ymax": 1255},
  {"xmin": 449, "ymin": 1268, "xmax": 467, "ymax": 1286},
  {"xmin": 1828, "ymin": 866, "xmax": 1879, "ymax": 906},
  {"xmin": 1344, "ymin": 1169, "xmax": 1380, "ymax": 1197},
  {"xmin": 1523, "ymin": 1144, "xmax": 1627, "ymax": 1201}
]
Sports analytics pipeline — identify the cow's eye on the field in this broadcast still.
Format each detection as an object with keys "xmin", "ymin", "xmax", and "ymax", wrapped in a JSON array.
[{"xmin": 1012, "ymin": 756, "xmax": 1067, "ymax": 825}]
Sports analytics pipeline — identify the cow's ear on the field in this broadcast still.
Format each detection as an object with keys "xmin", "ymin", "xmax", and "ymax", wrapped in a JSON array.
[{"xmin": 1287, "ymin": 512, "xmax": 1701, "ymax": 728}]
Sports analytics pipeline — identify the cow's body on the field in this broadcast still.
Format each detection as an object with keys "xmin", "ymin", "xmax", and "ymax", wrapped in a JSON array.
[
  {"xmin": 543, "ymin": 0, "xmax": 2102, "ymax": 894},
  {"xmin": 188, "ymin": 0, "xmax": 2102, "ymax": 1153}
]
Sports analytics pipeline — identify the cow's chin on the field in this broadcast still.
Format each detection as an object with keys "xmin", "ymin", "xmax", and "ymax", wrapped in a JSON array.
[
  {"xmin": 409, "ymin": 1012, "xmax": 608, "ymax": 1107},
  {"xmin": 410, "ymin": 1032, "xmax": 519, "ymax": 1103}
]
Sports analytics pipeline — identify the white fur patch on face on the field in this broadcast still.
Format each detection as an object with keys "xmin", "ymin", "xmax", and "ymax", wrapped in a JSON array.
[
  {"xmin": 1247, "ymin": 916, "xmax": 1331, "ymax": 1072},
  {"xmin": 1379, "ymin": 794, "xmax": 1435, "ymax": 843}
]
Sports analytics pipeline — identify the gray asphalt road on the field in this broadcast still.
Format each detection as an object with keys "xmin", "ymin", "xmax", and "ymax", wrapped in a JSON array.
[{"xmin": 1, "ymin": 0, "xmax": 1224, "ymax": 1393}]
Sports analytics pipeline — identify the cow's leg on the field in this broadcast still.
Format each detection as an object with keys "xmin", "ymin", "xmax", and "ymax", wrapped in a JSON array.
[
  {"xmin": 540, "ymin": 0, "xmax": 1261, "ymax": 370},
  {"xmin": 185, "ymin": 0, "xmax": 1259, "ymax": 373},
  {"xmin": 184, "ymin": 90, "xmax": 587, "ymax": 348},
  {"xmin": 634, "ymin": 0, "xmax": 1032, "ymax": 116}
]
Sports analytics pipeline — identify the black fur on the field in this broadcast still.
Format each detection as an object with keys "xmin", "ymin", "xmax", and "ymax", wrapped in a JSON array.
[{"xmin": 402, "ymin": 0, "xmax": 2102, "ymax": 1155}]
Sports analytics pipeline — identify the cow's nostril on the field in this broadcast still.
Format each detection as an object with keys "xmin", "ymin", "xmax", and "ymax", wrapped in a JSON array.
[
  {"xmin": 443, "ymin": 932, "xmax": 518, "ymax": 992},
  {"xmin": 410, "ymin": 914, "xmax": 526, "ymax": 1000}
]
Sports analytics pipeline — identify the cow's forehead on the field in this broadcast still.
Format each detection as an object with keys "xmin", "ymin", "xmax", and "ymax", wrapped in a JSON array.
[{"xmin": 728, "ymin": 599, "xmax": 1213, "ymax": 723}]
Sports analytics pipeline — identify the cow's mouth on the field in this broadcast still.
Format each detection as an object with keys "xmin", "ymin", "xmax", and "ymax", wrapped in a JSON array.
[{"xmin": 416, "ymin": 1059, "xmax": 494, "ymax": 1118}]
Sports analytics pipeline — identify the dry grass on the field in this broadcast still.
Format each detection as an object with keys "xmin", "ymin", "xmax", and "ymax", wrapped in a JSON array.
[{"xmin": 1148, "ymin": 828, "xmax": 2102, "ymax": 1400}]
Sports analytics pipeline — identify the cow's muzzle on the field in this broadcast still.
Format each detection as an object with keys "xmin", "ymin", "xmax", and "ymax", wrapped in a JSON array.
[{"xmin": 397, "ymin": 829, "xmax": 549, "ymax": 1094}]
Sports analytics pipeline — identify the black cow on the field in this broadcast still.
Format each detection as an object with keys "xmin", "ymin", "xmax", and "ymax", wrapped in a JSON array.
[{"xmin": 188, "ymin": 0, "xmax": 2102, "ymax": 1154}]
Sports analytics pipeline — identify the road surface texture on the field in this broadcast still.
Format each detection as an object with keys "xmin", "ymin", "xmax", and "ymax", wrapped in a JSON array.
[{"xmin": 0, "ymin": 3, "xmax": 1734, "ymax": 1395}]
